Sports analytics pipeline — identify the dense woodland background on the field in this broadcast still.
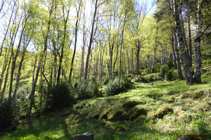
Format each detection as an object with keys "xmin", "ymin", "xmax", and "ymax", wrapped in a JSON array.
[{"xmin": 0, "ymin": 0, "xmax": 211, "ymax": 134}]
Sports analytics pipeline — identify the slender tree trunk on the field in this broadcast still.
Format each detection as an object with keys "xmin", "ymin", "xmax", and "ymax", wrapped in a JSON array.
[
  {"xmin": 53, "ymin": 48, "xmax": 57, "ymax": 87},
  {"xmin": 8, "ymin": 28, "xmax": 25, "ymax": 99},
  {"xmin": 188, "ymin": 10, "xmax": 192, "ymax": 67},
  {"xmin": 80, "ymin": 3, "xmax": 86, "ymax": 81},
  {"xmin": 1, "ymin": 53, "xmax": 12, "ymax": 101},
  {"xmin": 136, "ymin": 41, "xmax": 140, "ymax": 75},
  {"xmin": 171, "ymin": 31, "xmax": 177, "ymax": 69},
  {"xmin": 13, "ymin": 41, "xmax": 28, "ymax": 103},
  {"xmin": 0, "ymin": 4, "xmax": 14, "ymax": 56},
  {"xmin": 0, "ymin": 48, "xmax": 9, "ymax": 91},
  {"xmin": 174, "ymin": 1, "xmax": 193, "ymax": 84},
  {"xmin": 32, "ymin": 55, "xmax": 37, "ymax": 84},
  {"xmin": 147, "ymin": 54, "xmax": 150, "ymax": 74},
  {"xmin": 194, "ymin": 0, "xmax": 203, "ymax": 83},
  {"xmin": 84, "ymin": 0, "xmax": 98, "ymax": 80},
  {"xmin": 151, "ymin": 46, "xmax": 156, "ymax": 73},
  {"xmin": 69, "ymin": 5, "xmax": 80, "ymax": 83},
  {"xmin": 174, "ymin": 32, "xmax": 184, "ymax": 79},
  {"xmin": 131, "ymin": 48, "xmax": 134, "ymax": 77}
]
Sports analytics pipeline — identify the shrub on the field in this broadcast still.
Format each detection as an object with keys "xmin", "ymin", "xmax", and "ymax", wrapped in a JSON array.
[
  {"xmin": 160, "ymin": 64, "xmax": 169, "ymax": 78},
  {"xmin": 0, "ymin": 99, "xmax": 18, "ymax": 132},
  {"xmin": 104, "ymin": 77, "xmax": 133, "ymax": 96},
  {"xmin": 134, "ymin": 77, "xmax": 141, "ymax": 82},
  {"xmin": 164, "ymin": 70, "xmax": 173, "ymax": 81},
  {"xmin": 45, "ymin": 83, "xmax": 75, "ymax": 111},
  {"xmin": 16, "ymin": 85, "xmax": 31, "ymax": 101},
  {"xmin": 75, "ymin": 80, "xmax": 101, "ymax": 100},
  {"xmin": 153, "ymin": 64, "xmax": 161, "ymax": 73},
  {"xmin": 102, "ymin": 77, "xmax": 109, "ymax": 85},
  {"xmin": 166, "ymin": 60, "xmax": 174, "ymax": 69}
]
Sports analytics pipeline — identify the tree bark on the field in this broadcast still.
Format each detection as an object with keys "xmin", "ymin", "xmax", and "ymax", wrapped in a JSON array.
[
  {"xmin": 171, "ymin": 30, "xmax": 177, "ymax": 69},
  {"xmin": 69, "ymin": 2, "xmax": 81, "ymax": 83},
  {"xmin": 174, "ymin": 0, "xmax": 193, "ymax": 84},
  {"xmin": 188, "ymin": 10, "xmax": 192, "ymax": 67},
  {"xmin": 13, "ymin": 36, "xmax": 30, "ymax": 103},
  {"xmin": 1, "ymin": 53, "xmax": 12, "ymax": 101},
  {"xmin": 84, "ymin": 0, "xmax": 98, "ymax": 80},
  {"xmin": 136, "ymin": 41, "xmax": 141, "ymax": 75},
  {"xmin": 174, "ymin": 32, "xmax": 184, "ymax": 79},
  {"xmin": 193, "ymin": 0, "xmax": 203, "ymax": 83}
]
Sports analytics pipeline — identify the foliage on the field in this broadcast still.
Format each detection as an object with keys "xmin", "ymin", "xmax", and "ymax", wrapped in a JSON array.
[
  {"xmin": 101, "ymin": 77, "xmax": 109, "ymax": 85},
  {"xmin": 166, "ymin": 60, "xmax": 174, "ymax": 69},
  {"xmin": 160, "ymin": 64, "xmax": 169, "ymax": 78},
  {"xmin": 0, "ymin": 99, "xmax": 18, "ymax": 132},
  {"xmin": 45, "ymin": 83, "xmax": 75, "ymax": 111},
  {"xmin": 104, "ymin": 77, "xmax": 133, "ymax": 96},
  {"xmin": 74, "ymin": 80, "xmax": 101, "ymax": 100},
  {"xmin": 153, "ymin": 64, "xmax": 161, "ymax": 73},
  {"xmin": 16, "ymin": 85, "xmax": 32, "ymax": 101}
]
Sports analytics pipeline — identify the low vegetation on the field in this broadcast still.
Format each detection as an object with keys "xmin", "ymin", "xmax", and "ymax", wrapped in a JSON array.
[{"xmin": 1, "ymin": 63, "xmax": 211, "ymax": 139}]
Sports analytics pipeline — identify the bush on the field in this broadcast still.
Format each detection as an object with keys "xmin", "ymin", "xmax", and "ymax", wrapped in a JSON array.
[
  {"xmin": 166, "ymin": 60, "xmax": 174, "ymax": 69},
  {"xmin": 160, "ymin": 64, "xmax": 169, "ymax": 78},
  {"xmin": 134, "ymin": 77, "xmax": 141, "ymax": 82},
  {"xmin": 0, "ymin": 99, "xmax": 18, "ymax": 132},
  {"xmin": 104, "ymin": 77, "xmax": 133, "ymax": 96},
  {"xmin": 16, "ymin": 85, "xmax": 31, "ymax": 101},
  {"xmin": 75, "ymin": 80, "xmax": 101, "ymax": 100},
  {"xmin": 45, "ymin": 83, "xmax": 75, "ymax": 111},
  {"xmin": 164, "ymin": 70, "xmax": 174, "ymax": 81},
  {"xmin": 102, "ymin": 77, "xmax": 109, "ymax": 85},
  {"xmin": 153, "ymin": 64, "xmax": 161, "ymax": 73}
]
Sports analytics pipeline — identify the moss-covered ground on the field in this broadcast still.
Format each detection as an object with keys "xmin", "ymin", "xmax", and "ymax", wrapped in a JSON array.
[{"xmin": 1, "ymin": 65, "xmax": 211, "ymax": 140}]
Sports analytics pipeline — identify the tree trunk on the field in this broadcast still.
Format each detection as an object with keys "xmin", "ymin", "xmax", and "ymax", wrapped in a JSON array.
[
  {"xmin": 8, "ymin": 28, "xmax": 24, "ymax": 99},
  {"xmin": 174, "ymin": 1, "xmax": 193, "ymax": 84},
  {"xmin": 13, "ymin": 40, "xmax": 28, "ymax": 103},
  {"xmin": 147, "ymin": 54, "xmax": 150, "ymax": 74},
  {"xmin": 174, "ymin": 32, "xmax": 184, "ymax": 79},
  {"xmin": 0, "ymin": 48, "xmax": 9, "ymax": 91},
  {"xmin": 188, "ymin": 10, "xmax": 192, "ymax": 67},
  {"xmin": 194, "ymin": 0, "xmax": 202, "ymax": 83},
  {"xmin": 131, "ymin": 48, "xmax": 134, "ymax": 77},
  {"xmin": 1, "ymin": 53, "xmax": 12, "ymax": 101},
  {"xmin": 136, "ymin": 41, "xmax": 140, "ymax": 75},
  {"xmin": 171, "ymin": 31, "xmax": 177, "ymax": 69},
  {"xmin": 53, "ymin": 47, "xmax": 57, "ymax": 87},
  {"xmin": 84, "ymin": 0, "xmax": 98, "ymax": 80}
]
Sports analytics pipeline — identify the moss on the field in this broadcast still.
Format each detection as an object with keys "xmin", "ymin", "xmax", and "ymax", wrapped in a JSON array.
[
  {"xmin": 122, "ymin": 112, "xmax": 130, "ymax": 120},
  {"xmin": 129, "ymin": 105, "xmax": 147, "ymax": 120},
  {"xmin": 62, "ymin": 111, "xmax": 71, "ymax": 117},
  {"xmin": 175, "ymin": 133, "xmax": 204, "ymax": 140},
  {"xmin": 107, "ymin": 110, "xmax": 124, "ymax": 121},
  {"xmin": 99, "ymin": 110, "xmax": 110, "ymax": 120},
  {"xmin": 116, "ymin": 125, "xmax": 126, "ymax": 132},
  {"xmin": 192, "ymin": 90, "xmax": 204, "ymax": 99},
  {"xmin": 155, "ymin": 107, "xmax": 173, "ymax": 119}
]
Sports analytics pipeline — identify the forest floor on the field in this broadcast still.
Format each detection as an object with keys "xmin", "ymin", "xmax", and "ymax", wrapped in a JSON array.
[{"xmin": 1, "ymin": 65, "xmax": 211, "ymax": 140}]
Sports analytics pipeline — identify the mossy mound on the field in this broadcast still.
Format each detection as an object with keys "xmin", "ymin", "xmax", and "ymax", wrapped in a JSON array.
[
  {"xmin": 129, "ymin": 105, "xmax": 147, "ymax": 120},
  {"xmin": 192, "ymin": 90, "xmax": 204, "ymax": 99},
  {"xmin": 155, "ymin": 107, "xmax": 173, "ymax": 119},
  {"xmin": 122, "ymin": 100, "xmax": 141, "ymax": 110},
  {"xmin": 107, "ymin": 110, "xmax": 124, "ymax": 121},
  {"xmin": 116, "ymin": 125, "xmax": 126, "ymax": 132},
  {"xmin": 175, "ymin": 133, "xmax": 204, "ymax": 140},
  {"xmin": 122, "ymin": 111, "xmax": 130, "ymax": 120},
  {"xmin": 62, "ymin": 111, "xmax": 71, "ymax": 117}
]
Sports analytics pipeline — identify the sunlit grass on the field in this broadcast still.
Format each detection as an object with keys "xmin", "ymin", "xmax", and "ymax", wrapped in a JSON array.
[{"xmin": 1, "ymin": 65, "xmax": 211, "ymax": 140}]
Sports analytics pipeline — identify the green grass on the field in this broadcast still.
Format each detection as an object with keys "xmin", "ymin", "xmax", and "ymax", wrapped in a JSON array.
[{"xmin": 1, "ymin": 67, "xmax": 211, "ymax": 140}]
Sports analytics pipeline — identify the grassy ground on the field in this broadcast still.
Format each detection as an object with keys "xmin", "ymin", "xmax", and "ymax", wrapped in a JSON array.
[{"xmin": 1, "ymin": 67, "xmax": 211, "ymax": 140}]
